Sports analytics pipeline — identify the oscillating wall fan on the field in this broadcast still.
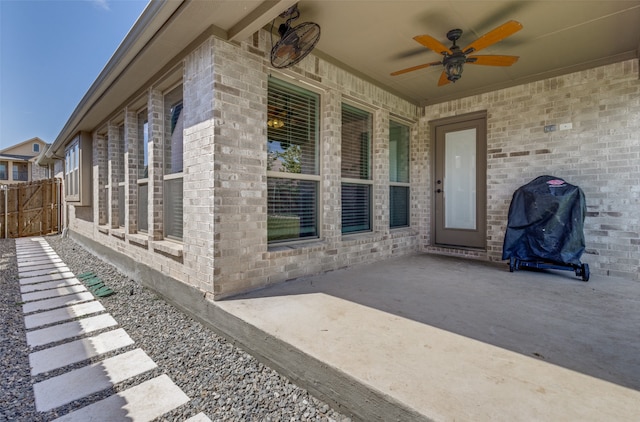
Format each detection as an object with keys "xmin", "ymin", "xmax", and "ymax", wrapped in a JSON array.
[
  {"xmin": 270, "ymin": 4, "xmax": 321, "ymax": 69},
  {"xmin": 391, "ymin": 20, "xmax": 522, "ymax": 86}
]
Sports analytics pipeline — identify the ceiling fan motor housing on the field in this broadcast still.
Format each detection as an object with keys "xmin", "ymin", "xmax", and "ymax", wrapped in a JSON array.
[{"xmin": 446, "ymin": 28, "xmax": 463, "ymax": 42}]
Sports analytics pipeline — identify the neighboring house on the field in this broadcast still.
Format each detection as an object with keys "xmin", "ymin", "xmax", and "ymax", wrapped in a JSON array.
[
  {"xmin": 41, "ymin": 1, "xmax": 639, "ymax": 302},
  {"xmin": 0, "ymin": 137, "xmax": 50, "ymax": 184}
]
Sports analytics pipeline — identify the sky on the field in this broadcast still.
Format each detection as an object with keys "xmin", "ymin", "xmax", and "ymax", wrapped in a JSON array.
[{"xmin": 0, "ymin": 0, "xmax": 148, "ymax": 151}]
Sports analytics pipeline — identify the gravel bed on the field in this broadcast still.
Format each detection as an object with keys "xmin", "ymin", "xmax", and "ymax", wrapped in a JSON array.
[{"xmin": 0, "ymin": 235, "xmax": 352, "ymax": 422}]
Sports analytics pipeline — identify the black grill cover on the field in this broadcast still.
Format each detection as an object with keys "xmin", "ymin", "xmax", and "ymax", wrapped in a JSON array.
[{"xmin": 502, "ymin": 175, "xmax": 586, "ymax": 266}]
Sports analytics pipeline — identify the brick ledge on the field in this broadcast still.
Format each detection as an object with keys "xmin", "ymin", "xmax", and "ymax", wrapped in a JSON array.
[
  {"xmin": 153, "ymin": 240, "xmax": 184, "ymax": 257},
  {"xmin": 128, "ymin": 233, "xmax": 149, "ymax": 247}
]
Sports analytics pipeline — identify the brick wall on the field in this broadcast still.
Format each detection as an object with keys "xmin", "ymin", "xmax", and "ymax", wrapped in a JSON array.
[
  {"xmin": 183, "ymin": 38, "xmax": 215, "ymax": 293},
  {"xmin": 209, "ymin": 31, "xmax": 421, "ymax": 298},
  {"xmin": 423, "ymin": 59, "xmax": 640, "ymax": 280},
  {"xmin": 66, "ymin": 31, "xmax": 638, "ymax": 303}
]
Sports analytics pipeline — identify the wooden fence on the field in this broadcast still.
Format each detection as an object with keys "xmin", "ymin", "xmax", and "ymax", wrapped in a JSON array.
[{"xmin": 0, "ymin": 179, "xmax": 62, "ymax": 239}]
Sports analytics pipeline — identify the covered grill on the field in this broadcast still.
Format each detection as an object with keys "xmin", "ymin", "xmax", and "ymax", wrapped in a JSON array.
[{"xmin": 502, "ymin": 175, "xmax": 589, "ymax": 281}]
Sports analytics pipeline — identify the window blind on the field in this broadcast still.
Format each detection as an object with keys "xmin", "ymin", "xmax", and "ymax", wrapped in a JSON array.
[
  {"xmin": 390, "ymin": 121, "xmax": 410, "ymax": 228},
  {"xmin": 341, "ymin": 104, "xmax": 371, "ymax": 180},
  {"xmin": 267, "ymin": 78, "xmax": 319, "ymax": 243},
  {"xmin": 341, "ymin": 104, "xmax": 372, "ymax": 234}
]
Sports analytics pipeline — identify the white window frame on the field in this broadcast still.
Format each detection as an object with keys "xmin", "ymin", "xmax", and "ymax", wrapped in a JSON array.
[
  {"xmin": 266, "ymin": 77, "xmax": 322, "ymax": 244},
  {"xmin": 64, "ymin": 132, "xmax": 92, "ymax": 205},
  {"xmin": 65, "ymin": 140, "xmax": 79, "ymax": 200},
  {"xmin": 163, "ymin": 84, "xmax": 184, "ymax": 241}
]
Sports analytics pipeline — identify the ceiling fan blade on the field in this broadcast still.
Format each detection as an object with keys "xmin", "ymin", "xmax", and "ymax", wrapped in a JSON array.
[
  {"xmin": 466, "ymin": 55, "xmax": 519, "ymax": 66},
  {"xmin": 413, "ymin": 35, "xmax": 452, "ymax": 55},
  {"xmin": 462, "ymin": 20, "xmax": 523, "ymax": 54},
  {"xmin": 390, "ymin": 61, "xmax": 441, "ymax": 76},
  {"xmin": 437, "ymin": 71, "xmax": 451, "ymax": 86}
]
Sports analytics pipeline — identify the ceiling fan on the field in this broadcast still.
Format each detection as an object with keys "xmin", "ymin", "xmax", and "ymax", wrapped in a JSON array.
[
  {"xmin": 270, "ymin": 4, "xmax": 321, "ymax": 69},
  {"xmin": 391, "ymin": 20, "xmax": 523, "ymax": 86}
]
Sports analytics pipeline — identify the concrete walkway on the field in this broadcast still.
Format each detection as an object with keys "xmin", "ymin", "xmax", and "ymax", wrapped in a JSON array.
[
  {"xmin": 16, "ymin": 237, "xmax": 210, "ymax": 422},
  {"xmin": 216, "ymin": 254, "xmax": 640, "ymax": 421}
]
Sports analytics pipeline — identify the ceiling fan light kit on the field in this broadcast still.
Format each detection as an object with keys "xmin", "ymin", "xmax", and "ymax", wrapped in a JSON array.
[{"xmin": 391, "ymin": 20, "xmax": 523, "ymax": 86}]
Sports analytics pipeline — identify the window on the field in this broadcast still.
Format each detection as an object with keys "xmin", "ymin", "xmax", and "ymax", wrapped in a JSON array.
[
  {"xmin": 341, "ymin": 104, "xmax": 372, "ymax": 234},
  {"xmin": 13, "ymin": 162, "xmax": 28, "ymax": 181},
  {"xmin": 0, "ymin": 161, "xmax": 7, "ymax": 180},
  {"xmin": 267, "ymin": 78, "xmax": 319, "ymax": 243},
  {"xmin": 137, "ymin": 109, "xmax": 148, "ymax": 232},
  {"xmin": 64, "ymin": 132, "xmax": 92, "ymax": 205},
  {"xmin": 33, "ymin": 143, "xmax": 40, "ymax": 153},
  {"xmin": 389, "ymin": 121, "xmax": 410, "ymax": 228},
  {"xmin": 163, "ymin": 85, "xmax": 184, "ymax": 240},
  {"xmin": 65, "ymin": 141, "xmax": 79, "ymax": 198}
]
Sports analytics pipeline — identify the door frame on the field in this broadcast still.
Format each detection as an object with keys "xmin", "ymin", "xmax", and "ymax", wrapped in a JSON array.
[{"xmin": 430, "ymin": 110, "xmax": 487, "ymax": 249}]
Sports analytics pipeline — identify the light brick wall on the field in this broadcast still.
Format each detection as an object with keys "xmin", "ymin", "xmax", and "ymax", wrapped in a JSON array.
[
  {"xmin": 423, "ymin": 59, "xmax": 640, "ymax": 280},
  {"xmin": 373, "ymin": 109, "xmax": 390, "ymax": 233},
  {"xmin": 66, "ymin": 31, "xmax": 422, "ymax": 299},
  {"xmin": 30, "ymin": 160, "xmax": 49, "ymax": 181},
  {"xmin": 183, "ymin": 38, "xmax": 215, "ymax": 293},
  {"xmin": 209, "ymin": 31, "xmax": 421, "ymax": 298},
  {"xmin": 210, "ymin": 36, "xmax": 270, "ymax": 297},
  {"xmin": 124, "ymin": 108, "xmax": 138, "ymax": 234},
  {"xmin": 92, "ymin": 132, "xmax": 107, "ymax": 227},
  {"xmin": 66, "ymin": 31, "xmax": 638, "ymax": 304},
  {"xmin": 107, "ymin": 122, "xmax": 121, "ymax": 228},
  {"xmin": 148, "ymin": 88, "xmax": 164, "ymax": 241}
]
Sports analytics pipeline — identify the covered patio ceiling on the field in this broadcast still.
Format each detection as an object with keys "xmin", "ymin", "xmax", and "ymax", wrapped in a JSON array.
[{"xmin": 224, "ymin": 0, "xmax": 640, "ymax": 105}]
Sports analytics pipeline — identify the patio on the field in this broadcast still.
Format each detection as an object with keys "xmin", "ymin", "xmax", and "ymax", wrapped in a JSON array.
[{"xmin": 213, "ymin": 253, "xmax": 640, "ymax": 421}]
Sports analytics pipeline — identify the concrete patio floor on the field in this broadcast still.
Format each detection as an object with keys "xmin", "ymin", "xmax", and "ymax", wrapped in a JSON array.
[{"xmin": 214, "ymin": 253, "xmax": 640, "ymax": 421}]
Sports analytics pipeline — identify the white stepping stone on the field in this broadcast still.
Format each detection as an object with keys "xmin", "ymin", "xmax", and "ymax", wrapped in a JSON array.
[
  {"xmin": 19, "ymin": 263, "xmax": 70, "ymax": 278},
  {"xmin": 29, "ymin": 328, "xmax": 134, "ymax": 375},
  {"xmin": 18, "ymin": 257, "xmax": 63, "ymax": 268},
  {"xmin": 51, "ymin": 375, "xmax": 189, "ymax": 422},
  {"xmin": 22, "ymin": 292, "xmax": 95, "ymax": 314},
  {"xmin": 17, "ymin": 252, "xmax": 54, "ymax": 257},
  {"xmin": 27, "ymin": 313, "xmax": 118, "ymax": 348},
  {"xmin": 21, "ymin": 284, "xmax": 88, "ymax": 303},
  {"xmin": 18, "ymin": 265, "xmax": 71, "ymax": 278},
  {"xmin": 20, "ymin": 278, "xmax": 82, "ymax": 294},
  {"xmin": 25, "ymin": 301, "xmax": 106, "ymax": 330},
  {"xmin": 16, "ymin": 241, "xmax": 51, "ymax": 248},
  {"xmin": 16, "ymin": 247, "xmax": 54, "ymax": 255},
  {"xmin": 16, "ymin": 236, "xmax": 46, "ymax": 242},
  {"xmin": 16, "ymin": 249, "xmax": 58, "ymax": 257},
  {"xmin": 185, "ymin": 413, "xmax": 213, "ymax": 422},
  {"xmin": 19, "ymin": 271, "xmax": 76, "ymax": 285},
  {"xmin": 33, "ymin": 348, "xmax": 157, "ymax": 412}
]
